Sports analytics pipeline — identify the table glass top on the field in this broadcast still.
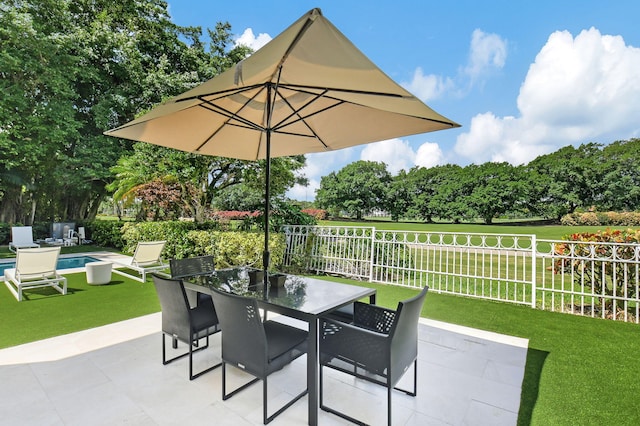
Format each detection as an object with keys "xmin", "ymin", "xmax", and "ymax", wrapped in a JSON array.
[{"xmin": 184, "ymin": 267, "xmax": 375, "ymax": 316}]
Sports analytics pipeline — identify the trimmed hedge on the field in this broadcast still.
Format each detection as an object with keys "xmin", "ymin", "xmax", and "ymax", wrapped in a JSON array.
[
  {"xmin": 561, "ymin": 211, "xmax": 640, "ymax": 226},
  {"xmin": 118, "ymin": 221, "xmax": 285, "ymax": 269}
]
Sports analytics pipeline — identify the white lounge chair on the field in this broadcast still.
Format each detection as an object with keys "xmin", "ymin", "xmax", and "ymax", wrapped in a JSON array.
[
  {"xmin": 3, "ymin": 247, "xmax": 67, "ymax": 301},
  {"xmin": 8, "ymin": 226, "xmax": 40, "ymax": 253},
  {"xmin": 112, "ymin": 241, "xmax": 168, "ymax": 282}
]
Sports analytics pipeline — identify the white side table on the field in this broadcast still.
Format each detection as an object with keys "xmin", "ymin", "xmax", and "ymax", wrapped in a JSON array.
[{"xmin": 86, "ymin": 261, "xmax": 112, "ymax": 285}]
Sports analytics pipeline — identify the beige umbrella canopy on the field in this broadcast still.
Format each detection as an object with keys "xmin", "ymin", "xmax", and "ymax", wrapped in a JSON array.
[{"xmin": 105, "ymin": 8, "xmax": 459, "ymax": 285}]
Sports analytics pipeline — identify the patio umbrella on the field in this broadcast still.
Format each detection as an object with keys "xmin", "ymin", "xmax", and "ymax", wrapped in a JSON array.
[{"xmin": 104, "ymin": 8, "xmax": 460, "ymax": 292}]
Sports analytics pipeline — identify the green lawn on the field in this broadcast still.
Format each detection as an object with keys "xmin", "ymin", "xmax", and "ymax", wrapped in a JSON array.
[
  {"xmin": 0, "ymin": 271, "xmax": 161, "ymax": 347},
  {"xmin": 321, "ymin": 219, "xmax": 620, "ymax": 240}
]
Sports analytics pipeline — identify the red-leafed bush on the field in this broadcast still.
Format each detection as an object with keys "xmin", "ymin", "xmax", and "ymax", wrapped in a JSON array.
[
  {"xmin": 301, "ymin": 208, "xmax": 328, "ymax": 220},
  {"xmin": 553, "ymin": 228, "xmax": 640, "ymax": 309},
  {"xmin": 210, "ymin": 210, "xmax": 260, "ymax": 221}
]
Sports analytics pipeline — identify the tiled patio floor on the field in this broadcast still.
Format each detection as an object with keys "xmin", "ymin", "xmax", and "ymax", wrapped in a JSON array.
[{"xmin": 0, "ymin": 311, "xmax": 527, "ymax": 425}]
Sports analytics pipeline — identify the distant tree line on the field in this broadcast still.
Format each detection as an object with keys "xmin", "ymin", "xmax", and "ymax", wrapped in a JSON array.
[{"xmin": 316, "ymin": 139, "xmax": 640, "ymax": 224}]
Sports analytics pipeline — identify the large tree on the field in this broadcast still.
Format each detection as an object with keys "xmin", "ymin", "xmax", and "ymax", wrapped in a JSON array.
[
  {"xmin": 424, "ymin": 164, "xmax": 472, "ymax": 223},
  {"xmin": 316, "ymin": 160, "xmax": 391, "ymax": 220},
  {"xmin": 599, "ymin": 138, "xmax": 640, "ymax": 211},
  {"xmin": 524, "ymin": 143, "xmax": 604, "ymax": 219},
  {"xmin": 0, "ymin": 0, "xmax": 251, "ymax": 223},
  {"xmin": 465, "ymin": 162, "xmax": 525, "ymax": 224}
]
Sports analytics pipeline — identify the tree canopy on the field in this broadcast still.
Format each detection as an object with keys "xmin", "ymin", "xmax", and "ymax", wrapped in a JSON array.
[
  {"xmin": 316, "ymin": 139, "xmax": 640, "ymax": 223},
  {"xmin": 0, "ymin": 0, "xmax": 268, "ymax": 224},
  {"xmin": 316, "ymin": 160, "xmax": 392, "ymax": 220}
]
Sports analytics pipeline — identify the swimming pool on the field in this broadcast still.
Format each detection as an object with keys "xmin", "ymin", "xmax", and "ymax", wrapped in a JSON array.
[{"xmin": 0, "ymin": 256, "xmax": 100, "ymax": 275}]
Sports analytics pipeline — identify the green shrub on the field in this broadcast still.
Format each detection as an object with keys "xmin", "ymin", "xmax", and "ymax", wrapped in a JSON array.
[
  {"xmin": 0, "ymin": 223, "xmax": 10, "ymax": 244},
  {"xmin": 116, "ymin": 221, "xmax": 284, "ymax": 270},
  {"xmin": 212, "ymin": 231, "xmax": 285, "ymax": 270},
  {"xmin": 87, "ymin": 220, "xmax": 128, "ymax": 249},
  {"xmin": 241, "ymin": 200, "xmax": 317, "ymax": 231}
]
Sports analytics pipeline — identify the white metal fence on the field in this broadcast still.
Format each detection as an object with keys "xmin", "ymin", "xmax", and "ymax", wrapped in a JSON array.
[{"xmin": 282, "ymin": 225, "xmax": 640, "ymax": 323}]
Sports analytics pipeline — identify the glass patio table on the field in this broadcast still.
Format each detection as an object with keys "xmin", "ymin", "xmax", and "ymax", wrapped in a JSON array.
[{"xmin": 182, "ymin": 267, "xmax": 376, "ymax": 426}]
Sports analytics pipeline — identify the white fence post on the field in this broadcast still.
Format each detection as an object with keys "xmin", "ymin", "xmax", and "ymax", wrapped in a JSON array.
[
  {"xmin": 531, "ymin": 234, "xmax": 537, "ymax": 309},
  {"xmin": 369, "ymin": 227, "xmax": 376, "ymax": 282}
]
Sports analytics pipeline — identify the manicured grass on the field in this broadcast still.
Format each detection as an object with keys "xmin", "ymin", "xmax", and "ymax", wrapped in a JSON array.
[
  {"xmin": 0, "ymin": 271, "xmax": 161, "ymax": 348},
  {"xmin": 321, "ymin": 219, "xmax": 625, "ymax": 240}
]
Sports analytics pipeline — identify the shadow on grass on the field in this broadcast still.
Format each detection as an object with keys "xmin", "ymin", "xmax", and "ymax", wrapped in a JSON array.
[{"xmin": 517, "ymin": 347, "xmax": 549, "ymax": 426}]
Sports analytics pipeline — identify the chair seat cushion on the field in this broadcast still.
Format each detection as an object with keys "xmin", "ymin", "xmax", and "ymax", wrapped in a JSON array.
[
  {"xmin": 191, "ymin": 304, "xmax": 220, "ymax": 338},
  {"xmin": 264, "ymin": 321, "xmax": 307, "ymax": 372}
]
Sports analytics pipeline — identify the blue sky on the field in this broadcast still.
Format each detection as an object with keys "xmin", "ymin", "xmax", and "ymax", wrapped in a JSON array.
[{"xmin": 167, "ymin": 1, "xmax": 640, "ymax": 201}]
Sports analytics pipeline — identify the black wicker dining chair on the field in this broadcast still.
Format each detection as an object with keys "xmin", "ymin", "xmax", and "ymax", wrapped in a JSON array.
[
  {"xmin": 169, "ymin": 255, "xmax": 215, "ymax": 278},
  {"xmin": 170, "ymin": 255, "xmax": 216, "ymax": 308},
  {"xmin": 319, "ymin": 286, "xmax": 429, "ymax": 426},
  {"xmin": 151, "ymin": 273, "xmax": 221, "ymax": 380},
  {"xmin": 209, "ymin": 286, "xmax": 308, "ymax": 425}
]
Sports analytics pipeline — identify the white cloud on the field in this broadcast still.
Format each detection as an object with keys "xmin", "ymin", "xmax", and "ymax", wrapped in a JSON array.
[
  {"xmin": 463, "ymin": 29, "xmax": 507, "ymax": 81},
  {"xmin": 360, "ymin": 139, "xmax": 415, "ymax": 174},
  {"xmin": 455, "ymin": 27, "xmax": 640, "ymax": 164},
  {"xmin": 415, "ymin": 142, "xmax": 445, "ymax": 168},
  {"xmin": 403, "ymin": 29, "xmax": 506, "ymax": 101},
  {"xmin": 287, "ymin": 179, "xmax": 319, "ymax": 202},
  {"xmin": 234, "ymin": 28, "xmax": 271, "ymax": 51},
  {"xmin": 402, "ymin": 68, "xmax": 454, "ymax": 101}
]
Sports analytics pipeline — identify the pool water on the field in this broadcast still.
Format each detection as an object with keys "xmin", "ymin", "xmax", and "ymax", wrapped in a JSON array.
[{"xmin": 0, "ymin": 256, "xmax": 100, "ymax": 275}]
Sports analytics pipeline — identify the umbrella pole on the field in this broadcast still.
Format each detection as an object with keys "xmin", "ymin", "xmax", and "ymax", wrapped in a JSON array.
[{"xmin": 263, "ymin": 130, "xmax": 271, "ymax": 295}]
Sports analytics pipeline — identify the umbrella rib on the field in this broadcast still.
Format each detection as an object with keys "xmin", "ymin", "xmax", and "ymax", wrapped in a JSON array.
[
  {"xmin": 277, "ymin": 83, "xmax": 407, "ymax": 99},
  {"xmin": 174, "ymin": 83, "xmax": 265, "ymax": 103},
  {"xmin": 194, "ymin": 86, "xmax": 271, "ymax": 152},
  {"xmin": 198, "ymin": 101, "xmax": 264, "ymax": 132}
]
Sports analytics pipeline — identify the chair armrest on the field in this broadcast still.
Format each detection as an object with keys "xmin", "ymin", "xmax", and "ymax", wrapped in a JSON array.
[{"xmin": 353, "ymin": 302, "xmax": 396, "ymax": 334}]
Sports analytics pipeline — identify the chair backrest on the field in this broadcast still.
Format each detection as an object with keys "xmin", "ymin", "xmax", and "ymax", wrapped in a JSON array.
[
  {"xmin": 209, "ymin": 287, "xmax": 268, "ymax": 377},
  {"xmin": 132, "ymin": 241, "xmax": 166, "ymax": 266},
  {"xmin": 170, "ymin": 256, "xmax": 215, "ymax": 279},
  {"xmin": 388, "ymin": 286, "xmax": 428, "ymax": 385},
  {"xmin": 11, "ymin": 226, "xmax": 35, "ymax": 245},
  {"xmin": 78, "ymin": 227, "xmax": 86, "ymax": 239},
  {"xmin": 15, "ymin": 247, "xmax": 61, "ymax": 278},
  {"xmin": 151, "ymin": 274, "xmax": 192, "ymax": 340}
]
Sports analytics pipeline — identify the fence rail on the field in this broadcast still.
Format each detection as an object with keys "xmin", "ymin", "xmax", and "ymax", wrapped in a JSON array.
[{"xmin": 282, "ymin": 225, "xmax": 640, "ymax": 323}]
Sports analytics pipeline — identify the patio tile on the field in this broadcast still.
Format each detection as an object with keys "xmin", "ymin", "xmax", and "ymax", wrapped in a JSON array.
[{"xmin": 0, "ymin": 313, "xmax": 528, "ymax": 425}]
